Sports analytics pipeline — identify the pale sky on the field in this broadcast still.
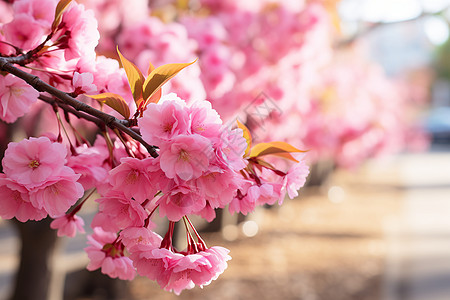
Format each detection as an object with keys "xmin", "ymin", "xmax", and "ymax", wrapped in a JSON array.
[{"xmin": 338, "ymin": 0, "xmax": 450, "ymax": 45}]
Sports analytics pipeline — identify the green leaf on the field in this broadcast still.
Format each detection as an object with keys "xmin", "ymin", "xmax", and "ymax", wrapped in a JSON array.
[
  {"xmin": 142, "ymin": 59, "xmax": 197, "ymax": 104},
  {"xmin": 117, "ymin": 47, "xmax": 145, "ymax": 106},
  {"xmin": 51, "ymin": 0, "xmax": 73, "ymax": 32},
  {"xmin": 89, "ymin": 93, "xmax": 130, "ymax": 119},
  {"xmin": 236, "ymin": 119, "xmax": 252, "ymax": 157},
  {"xmin": 249, "ymin": 141, "xmax": 306, "ymax": 162}
]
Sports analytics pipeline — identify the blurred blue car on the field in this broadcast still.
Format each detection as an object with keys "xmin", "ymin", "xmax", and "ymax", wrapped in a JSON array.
[{"xmin": 425, "ymin": 107, "xmax": 450, "ymax": 143}]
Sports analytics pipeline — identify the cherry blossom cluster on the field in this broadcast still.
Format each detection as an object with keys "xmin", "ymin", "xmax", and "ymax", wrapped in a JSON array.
[
  {"xmin": 89, "ymin": 0, "xmax": 331, "ymax": 120},
  {"xmin": 84, "ymin": 93, "xmax": 309, "ymax": 292},
  {"xmin": 0, "ymin": 0, "xmax": 311, "ymax": 294},
  {"xmin": 0, "ymin": 74, "xmax": 40, "ymax": 123},
  {"xmin": 251, "ymin": 46, "xmax": 430, "ymax": 169},
  {"xmin": 137, "ymin": 94, "xmax": 247, "ymax": 221},
  {"xmin": 0, "ymin": 0, "xmax": 136, "ymax": 126},
  {"xmin": 0, "ymin": 136, "xmax": 83, "ymax": 223}
]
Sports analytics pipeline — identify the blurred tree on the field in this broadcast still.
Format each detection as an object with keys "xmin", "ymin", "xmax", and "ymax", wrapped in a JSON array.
[{"xmin": 435, "ymin": 37, "xmax": 450, "ymax": 80}]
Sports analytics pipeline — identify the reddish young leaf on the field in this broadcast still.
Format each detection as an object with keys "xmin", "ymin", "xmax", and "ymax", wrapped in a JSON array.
[
  {"xmin": 147, "ymin": 61, "xmax": 155, "ymax": 76},
  {"xmin": 117, "ymin": 47, "xmax": 145, "ymax": 106},
  {"xmin": 88, "ymin": 93, "xmax": 130, "ymax": 119},
  {"xmin": 236, "ymin": 119, "xmax": 252, "ymax": 157},
  {"xmin": 249, "ymin": 141, "xmax": 306, "ymax": 162},
  {"xmin": 142, "ymin": 87, "xmax": 162, "ymax": 109},
  {"xmin": 142, "ymin": 59, "xmax": 197, "ymax": 105}
]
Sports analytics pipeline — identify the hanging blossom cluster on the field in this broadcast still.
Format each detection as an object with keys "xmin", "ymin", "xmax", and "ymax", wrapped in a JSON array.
[
  {"xmin": 0, "ymin": 0, "xmax": 310, "ymax": 294},
  {"xmin": 84, "ymin": 91, "xmax": 309, "ymax": 293}
]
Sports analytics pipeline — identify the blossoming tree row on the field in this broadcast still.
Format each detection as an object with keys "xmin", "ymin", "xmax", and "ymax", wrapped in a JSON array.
[{"xmin": 83, "ymin": 0, "xmax": 428, "ymax": 170}]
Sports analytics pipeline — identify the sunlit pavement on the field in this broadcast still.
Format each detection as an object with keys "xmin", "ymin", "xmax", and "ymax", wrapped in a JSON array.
[{"xmin": 384, "ymin": 150, "xmax": 450, "ymax": 300}]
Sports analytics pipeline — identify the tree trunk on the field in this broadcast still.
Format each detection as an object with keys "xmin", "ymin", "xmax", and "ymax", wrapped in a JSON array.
[{"xmin": 10, "ymin": 218, "xmax": 58, "ymax": 300}]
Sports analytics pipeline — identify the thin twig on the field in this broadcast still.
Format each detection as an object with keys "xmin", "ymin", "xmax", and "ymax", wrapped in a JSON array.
[{"xmin": 39, "ymin": 94, "xmax": 104, "ymax": 127}]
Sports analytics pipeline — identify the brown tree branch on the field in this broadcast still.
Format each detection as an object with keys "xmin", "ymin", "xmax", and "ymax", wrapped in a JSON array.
[
  {"xmin": 38, "ymin": 94, "xmax": 105, "ymax": 128},
  {"xmin": 0, "ymin": 57, "xmax": 159, "ymax": 158}
]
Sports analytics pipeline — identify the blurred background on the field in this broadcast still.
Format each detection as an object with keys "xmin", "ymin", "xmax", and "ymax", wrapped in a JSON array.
[{"xmin": 1, "ymin": 0, "xmax": 450, "ymax": 299}]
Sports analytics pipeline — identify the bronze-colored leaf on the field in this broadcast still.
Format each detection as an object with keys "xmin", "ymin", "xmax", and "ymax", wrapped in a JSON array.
[
  {"xmin": 249, "ymin": 141, "xmax": 306, "ymax": 162},
  {"xmin": 142, "ymin": 60, "xmax": 197, "ymax": 104},
  {"xmin": 51, "ymin": 0, "xmax": 73, "ymax": 32},
  {"xmin": 236, "ymin": 119, "xmax": 252, "ymax": 157},
  {"xmin": 89, "ymin": 93, "xmax": 130, "ymax": 119},
  {"xmin": 117, "ymin": 47, "xmax": 145, "ymax": 106}
]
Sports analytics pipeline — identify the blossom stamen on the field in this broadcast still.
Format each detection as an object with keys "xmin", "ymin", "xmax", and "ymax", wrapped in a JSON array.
[
  {"xmin": 178, "ymin": 149, "xmax": 190, "ymax": 162},
  {"xmin": 163, "ymin": 123, "xmax": 173, "ymax": 133},
  {"xmin": 28, "ymin": 159, "xmax": 40, "ymax": 169},
  {"xmin": 125, "ymin": 170, "xmax": 139, "ymax": 184}
]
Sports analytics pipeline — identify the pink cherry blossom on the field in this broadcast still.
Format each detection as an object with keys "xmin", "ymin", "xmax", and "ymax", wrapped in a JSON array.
[
  {"xmin": 2, "ymin": 136, "xmax": 67, "ymax": 187},
  {"xmin": 163, "ymin": 253, "xmax": 210, "ymax": 294},
  {"xmin": 72, "ymin": 72, "xmax": 97, "ymax": 95},
  {"xmin": 187, "ymin": 246, "xmax": 231, "ymax": 288},
  {"xmin": 188, "ymin": 100, "xmax": 222, "ymax": 137},
  {"xmin": 85, "ymin": 227, "xmax": 136, "ymax": 280},
  {"xmin": 12, "ymin": 0, "xmax": 57, "ymax": 27},
  {"xmin": 180, "ymin": 16, "xmax": 228, "ymax": 49},
  {"xmin": 77, "ymin": 56, "xmax": 116, "ymax": 93},
  {"xmin": 158, "ymin": 134, "xmax": 208, "ymax": 180},
  {"xmin": 58, "ymin": 2, "xmax": 100, "ymax": 61},
  {"xmin": 119, "ymin": 226, "xmax": 162, "ymax": 253},
  {"xmin": 139, "ymin": 94, "xmax": 190, "ymax": 145},
  {"xmin": 28, "ymin": 166, "xmax": 84, "ymax": 217},
  {"xmin": 131, "ymin": 247, "xmax": 177, "ymax": 289},
  {"xmin": 157, "ymin": 185, "xmax": 206, "ymax": 222},
  {"xmin": 0, "ymin": 29, "xmax": 14, "ymax": 56},
  {"xmin": 159, "ymin": 134, "xmax": 213, "ymax": 181},
  {"xmin": 108, "ymin": 157, "xmax": 159, "ymax": 203},
  {"xmin": 199, "ymin": 45, "xmax": 236, "ymax": 99},
  {"xmin": 254, "ymin": 182, "xmax": 278, "ymax": 205},
  {"xmin": 91, "ymin": 190, "xmax": 148, "ymax": 232},
  {"xmin": 197, "ymin": 202, "xmax": 217, "ymax": 222},
  {"xmin": 131, "ymin": 245, "xmax": 230, "ymax": 295},
  {"xmin": 194, "ymin": 170, "xmax": 240, "ymax": 209},
  {"xmin": 228, "ymin": 181, "xmax": 259, "ymax": 215},
  {"xmin": 0, "ymin": 174, "xmax": 47, "ymax": 222},
  {"xmin": 257, "ymin": 181, "xmax": 283, "ymax": 206},
  {"xmin": 0, "ymin": 2, "xmax": 13, "ymax": 24},
  {"xmin": 0, "ymin": 74, "xmax": 39, "ymax": 123},
  {"xmin": 283, "ymin": 156, "xmax": 310, "ymax": 200},
  {"xmin": 50, "ymin": 214, "xmax": 85, "ymax": 237},
  {"xmin": 2, "ymin": 13, "xmax": 45, "ymax": 50},
  {"xmin": 213, "ymin": 127, "xmax": 248, "ymax": 171},
  {"xmin": 81, "ymin": 0, "xmax": 149, "ymax": 37},
  {"xmin": 66, "ymin": 144, "xmax": 109, "ymax": 190}
]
